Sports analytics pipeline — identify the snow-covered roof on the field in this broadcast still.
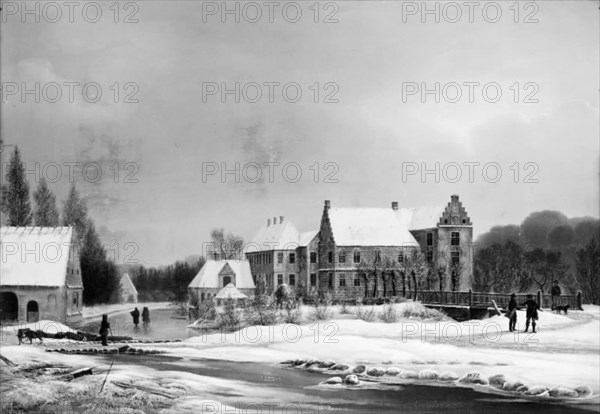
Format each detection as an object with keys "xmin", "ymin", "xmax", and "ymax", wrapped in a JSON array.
[
  {"xmin": 299, "ymin": 230, "xmax": 318, "ymax": 247},
  {"xmin": 120, "ymin": 273, "xmax": 138, "ymax": 295},
  {"xmin": 215, "ymin": 283, "xmax": 248, "ymax": 299},
  {"xmin": 395, "ymin": 206, "xmax": 445, "ymax": 230},
  {"xmin": 250, "ymin": 218, "xmax": 301, "ymax": 250},
  {"xmin": 327, "ymin": 208, "xmax": 418, "ymax": 246},
  {"xmin": 188, "ymin": 260, "xmax": 255, "ymax": 289},
  {"xmin": 0, "ymin": 226, "xmax": 78, "ymax": 287}
]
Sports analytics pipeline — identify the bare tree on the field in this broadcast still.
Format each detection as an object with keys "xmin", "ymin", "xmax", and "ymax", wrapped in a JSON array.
[{"xmin": 210, "ymin": 228, "xmax": 244, "ymax": 259}]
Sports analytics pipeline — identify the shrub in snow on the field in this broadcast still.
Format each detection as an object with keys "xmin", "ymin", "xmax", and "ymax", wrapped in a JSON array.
[
  {"xmin": 367, "ymin": 367, "xmax": 386, "ymax": 377},
  {"xmin": 353, "ymin": 365, "xmax": 366, "ymax": 374},
  {"xmin": 574, "ymin": 385, "xmax": 593, "ymax": 398},
  {"xmin": 525, "ymin": 386, "xmax": 549, "ymax": 396},
  {"xmin": 323, "ymin": 376, "xmax": 342, "ymax": 385},
  {"xmin": 418, "ymin": 370, "xmax": 439, "ymax": 380},
  {"xmin": 245, "ymin": 295, "xmax": 279, "ymax": 326},
  {"xmin": 344, "ymin": 374, "xmax": 360, "ymax": 385},
  {"xmin": 502, "ymin": 381, "xmax": 526, "ymax": 392},
  {"xmin": 356, "ymin": 305, "xmax": 376, "ymax": 322},
  {"xmin": 458, "ymin": 372, "xmax": 489, "ymax": 386},
  {"xmin": 215, "ymin": 299, "xmax": 242, "ymax": 330},
  {"xmin": 385, "ymin": 367, "xmax": 400, "ymax": 376},
  {"xmin": 488, "ymin": 374, "xmax": 507, "ymax": 389},
  {"xmin": 438, "ymin": 372, "xmax": 459, "ymax": 381},
  {"xmin": 399, "ymin": 370, "xmax": 418, "ymax": 379},
  {"xmin": 549, "ymin": 386, "xmax": 579, "ymax": 398},
  {"xmin": 379, "ymin": 304, "xmax": 398, "ymax": 323},
  {"xmin": 399, "ymin": 302, "xmax": 446, "ymax": 321}
]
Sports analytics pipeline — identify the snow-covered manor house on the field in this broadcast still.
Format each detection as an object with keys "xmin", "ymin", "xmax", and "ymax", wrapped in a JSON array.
[{"xmin": 245, "ymin": 195, "xmax": 473, "ymax": 300}]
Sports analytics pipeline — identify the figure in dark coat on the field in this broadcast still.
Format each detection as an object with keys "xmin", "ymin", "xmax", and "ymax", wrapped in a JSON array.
[
  {"xmin": 507, "ymin": 293, "xmax": 518, "ymax": 332},
  {"xmin": 523, "ymin": 294, "xmax": 539, "ymax": 333},
  {"xmin": 130, "ymin": 307, "xmax": 140, "ymax": 326},
  {"xmin": 550, "ymin": 280, "xmax": 562, "ymax": 308},
  {"xmin": 99, "ymin": 314, "xmax": 110, "ymax": 346},
  {"xmin": 142, "ymin": 307, "xmax": 150, "ymax": 325}
]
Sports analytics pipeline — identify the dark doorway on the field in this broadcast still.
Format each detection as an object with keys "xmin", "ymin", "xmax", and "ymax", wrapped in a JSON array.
[
  {"xmin": 0, "ymin": 292, "xmax": 19, "ymax": 321},
  {"xmin": 223, "ymin": 276, "xmax": 232, "ymax": 286},
  {"xmin": 27, "ymin": 301, "xmax": 39, "ymax": 323}
]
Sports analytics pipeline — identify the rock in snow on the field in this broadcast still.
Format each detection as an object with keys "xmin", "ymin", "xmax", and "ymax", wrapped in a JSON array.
[
  {"xmin": 438, "ymin": 372, "xmax": 459, "ymax": 381},
  {"xmin": 417, "ymin": 370, "xmax": 439, "ymax": 380},
  {"xmin": 352, "ymin": 365, "xmax": 366, "ymax": 374},
  {"xmin": 458, "ymin": 372, "xmax": 489, "ymax": 386},
  {"xmin": 502, "ymin": 381, "xmax": 526, "ymax": 392},
  {"xmin": 525, "ymin": 386, "xmax": 549, "ymax": 396},
  {"xmin": 549, "ymin": 386, "xmax": 579, "ymax": 398},
  {"xmin": 574, "ymin": 385, "xmax": 593, "ymax": 398},
  {"xmin": 399, "ymin": 370, "xmax": 418, "ymax": 379},
  {"xmin": 323, "ymin": 376, "xmax": 342, "ymax": 385},
  {"xmin": 366, "ymin": 367, "xmax": 386, "ymax": 377},
  {"xmin": 385, "ymin": 367, "xmax": 400, "ymax": 376},
  {"xmin": 344, "ymin": 374, "xmax": 360, "ymax": 385},
  {"xmin": 488, "ymin": 374, "xmax": 507, "ymax": 389}
]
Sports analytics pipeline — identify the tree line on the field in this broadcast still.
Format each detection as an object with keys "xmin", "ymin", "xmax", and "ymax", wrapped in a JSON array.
[
  {"xmin": 474, "ymin": 211, "xmax": 599, "ymax": 304},
  {"xmin": 1, "ymin": 146, "xmax": 120, "ymax": 305}
]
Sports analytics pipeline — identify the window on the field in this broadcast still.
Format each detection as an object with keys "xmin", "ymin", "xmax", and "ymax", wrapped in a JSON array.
[
  {"xmin": 328, "ymin": 251, "xmax": 333, "ymax": 263},
  {"xmin": 48, "ymin": 294, "xmax": 57, "ymax": 312},
  {"xmin": 451, "ymin": 232, "xmax": 460, "ymax": 246},
  {"xmin": 427, "ymin": 250, "xmax": 434, "ymax": 263},
  {"xmin": 427, "ymin": 233, "xmax": 433, "ymax": 246},
  {"xmin": 354, "ymin": 275, "xmax": 361, "ymax": 287},
  {"xmin": 375, "ymin": 249, "xmax": 381, "ymax": 262},
  {"xmin": 277, "ymin": 274, "xmax": 284, "ymax": 285},
  {"xmin": 223, "ymin": 276, "xmax": 232, "ymax": 286},
  {"xmin": 289, "ymin": 274, "xmax": 296, "ymax": 286},
  {"xmin": 72, "ymin": 292, "xmax": 79, "ymax": 309},
  {"xmin": 310, "ymin": 273, "xmax": 317, "ymax": 287},
  {"xmin": 328, "ymin": 273, "xmax": 333, "ymax": 288},
  {"xmin": 398, "ymin": 251, "xmax": 404, "ymax": 263},
  {"xmin": 278, "ymin": 252, "xmax": 283, "ymax": 264},
  {"xmin": 310, "ymin": 252, "xmax": 317, "ymax": 263},
  {"xmin": 451, "ymin": 250, "xmax": 460, "ymax": 265},
  {"xmin": 338, "ymin": 251, "xmax": 346, "ymax": 263},
  {"xmin": 353, "ymin": 250, "xmax": 361, "ymax": 263},
  {"xmin": 201, "ymin": 293, "xmax": 205, "ymax": 301},
  {"xmin": 289, "ymin": 253, "xmax": 295, "ymax": 264},
  {"xmin": 339, "ymin": 274, "xmax": 346, "ymax": 287}
]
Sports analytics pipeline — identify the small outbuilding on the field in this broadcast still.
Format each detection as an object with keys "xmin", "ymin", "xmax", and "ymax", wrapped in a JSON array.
[
  {"xmin": 188, "ymin": 259, "xmax": 255, "ymax": 305},
  {"xmin": 0, "ymin": 226, "xmax": 83, "ymax": 324}
]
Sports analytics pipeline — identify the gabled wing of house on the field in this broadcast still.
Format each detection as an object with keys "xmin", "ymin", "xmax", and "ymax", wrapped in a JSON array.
[
  {"xmin": 188, "ymin": 260, "xmax": 255, "ymax": 289},
  {"xmin": 0, "ymin": 226, "xmax": 80, "ymax": 287},
  {"xmin": 120, "ymin": 273, "xmax": 138, "ymax": 295},
  {"xmin": 327, "ymin": 208, "xmax": 418, "ymax": 246}
]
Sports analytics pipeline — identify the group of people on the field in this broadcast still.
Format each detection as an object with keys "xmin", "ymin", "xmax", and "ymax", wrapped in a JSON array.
[
  {"xmin": 98, "ymin": 307, "xmax": 152, "ymax": 346},
  {"xmin": 505, "ymin": 280, "xmax": 563, "ymax": 333}
]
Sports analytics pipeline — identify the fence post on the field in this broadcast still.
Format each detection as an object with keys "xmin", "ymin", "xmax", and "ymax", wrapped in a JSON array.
[
  {"xmin": 577, "ymin": 291, "xmax": 582, "ymax": 310},
  {"xmin": 468, "ymin": 289, "xmax": 473, "ymax": 307},
  {"xmin": 537, "ymin": 291, "xmax": 542, "ymax": 308}
]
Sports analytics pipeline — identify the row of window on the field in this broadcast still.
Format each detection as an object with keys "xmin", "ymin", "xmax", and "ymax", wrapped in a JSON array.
[{"xmin": 249, "ymin": 232, "xmax": 460, "ymax": 266}]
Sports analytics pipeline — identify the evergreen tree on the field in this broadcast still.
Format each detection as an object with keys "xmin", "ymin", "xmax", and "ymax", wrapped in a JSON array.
[
  {"xmin": 5, "ymin": 147, "xmax": 32, "ymax": 226},
  {"xmin": 33, "ymin": 178, "xmax": 60, "ymax": 226},
  {"xmin": 62, "ymin": 183, "xmax": 88, "ymax": 239},
  {"xmin": 576, "ymin": 237, "xmax": 600, "ymax": 304}
]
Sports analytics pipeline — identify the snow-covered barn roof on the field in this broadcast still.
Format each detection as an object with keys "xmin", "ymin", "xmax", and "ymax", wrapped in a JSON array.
[
  {"xmin": 395, "ymin": 206, "xmax": 446, "ymax": 230},
  {"xmin": 188, "ymin": 260, "xmax": 255, "ymax": 289},
  {"xmin": 120, "ymin": 273, "xmax": 138, "ymax": 295},
  {"xmin": 0, "ymin": 226, "xmax": 80, "ymax": 287},
  {"xmin": 327, "ymin": 208, "xmax": 418, "ymax": 247}
]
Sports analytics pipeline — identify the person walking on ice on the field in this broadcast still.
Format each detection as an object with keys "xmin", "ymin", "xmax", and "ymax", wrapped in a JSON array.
[
  {"xmin": 523, "ymin": 294, "xmax": 540, "ymax": 333},
  {"xmin": 130, "ymin": 307, "xmax": 140, "ymax": 327},
  {"xmin": 506, "ymin": 293, "xmax": 518, "ymax": 332}
]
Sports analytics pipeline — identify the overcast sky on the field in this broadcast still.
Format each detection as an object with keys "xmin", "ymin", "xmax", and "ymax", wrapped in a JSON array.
[{"xmin": 2, "ymin": 0, "xmax": 598, "ymax": 266}]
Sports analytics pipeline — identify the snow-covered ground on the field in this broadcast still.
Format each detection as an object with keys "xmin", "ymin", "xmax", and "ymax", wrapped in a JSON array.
[{"xmin": 1, "ymin": 302, "xmax": 598, "ymax": 412}]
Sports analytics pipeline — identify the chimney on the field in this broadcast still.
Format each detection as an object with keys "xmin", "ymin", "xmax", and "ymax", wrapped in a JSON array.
[
  {"xmin": 267, "ymin": 218, "xmax": 271, "ymax": 226},
  {"xmin": 279, "ymin": 216, "xmax": 284, "ymax": 223},
  {"xmin": 391, "ymin": 201, "xmax": 398, "ymax": 210},
  {"xmin": 273, "ymin": 216, "xmax": 277, "ymax": 225},
  {"xmin": 324, "ymin": 200, "xmax": 331, "ymax": 210},
  {"xmin": 451, "ymin": 194, "xmax": 459, "ymax": 203}
]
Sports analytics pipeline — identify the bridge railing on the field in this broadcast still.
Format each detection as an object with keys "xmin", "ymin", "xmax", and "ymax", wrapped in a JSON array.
[{"xmin": 417, "ymin": 290, "xmax": 583, "ymax": 310}]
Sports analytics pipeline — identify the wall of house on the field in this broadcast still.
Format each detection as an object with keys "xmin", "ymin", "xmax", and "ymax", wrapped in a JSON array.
[{"xmin": 0, "ymin": 285, "xmax": 83, "ymax": 324}]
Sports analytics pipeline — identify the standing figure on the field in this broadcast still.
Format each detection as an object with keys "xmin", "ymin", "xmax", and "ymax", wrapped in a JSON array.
[
  {"xmin": 142, "ymin": 307, "xmax": 151, "ymax": 325},
  {"xmin": 550, "ymin": 280, "xmax": 562, "ymax": 309},
  {"xmin": 523, "ymin": 294, "xmax": 539, "ymax": 333},
  {"xmin": 507, "ymin": 293, "xmax": 518, "ymax": 332},
  {"xmin": 99, "ymin": 314, "xmax": 110, "ymax": 346},
  {"xmin": 130, "ymin": 307, "xmax": 140, "ymax": 327}
]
